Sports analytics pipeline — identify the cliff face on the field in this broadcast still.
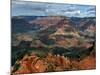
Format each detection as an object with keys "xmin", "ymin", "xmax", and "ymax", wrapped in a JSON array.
[{"xmin": 12, "ymin": 52, "xmax": 95, "ymax": 74}]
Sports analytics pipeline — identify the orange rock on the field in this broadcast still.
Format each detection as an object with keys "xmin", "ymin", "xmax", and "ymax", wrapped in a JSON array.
[
  {"xmin": 32, "ymin": 59, "xmax": 48, "ymax": 72},
  {"xmin": 78, "ymin": 56, "xmax": 96, "ymax": 70},
  {"xmin": 14, "ymin": 54, "xmax": 39, "ymax": 74},
  {"xmin": 13, "ymin": 52, "xmax": 96, "ymax": 74}
]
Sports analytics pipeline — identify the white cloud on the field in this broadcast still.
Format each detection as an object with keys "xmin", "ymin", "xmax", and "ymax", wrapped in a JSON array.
[
  {"xmin": 65, "ymin": 10, "xmax": 81, "ymax": 14},
  {"xmin": 77, "ymin": 10, "xmax": 81, "ymax": 14}
]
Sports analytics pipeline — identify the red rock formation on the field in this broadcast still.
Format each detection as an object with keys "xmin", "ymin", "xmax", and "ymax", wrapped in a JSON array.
[
  {"xmin": 12, "ymin": 52, "xmax": 96, "ymax": 74},
  {"xmin": 78, "ymin": 56, "xmax": 96, "ymax": 70}
]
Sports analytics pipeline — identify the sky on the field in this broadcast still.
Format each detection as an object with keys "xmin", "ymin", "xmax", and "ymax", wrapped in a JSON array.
[{"xmin": 11, "ymin": 0, "xmax": 96, "ymax": 17}]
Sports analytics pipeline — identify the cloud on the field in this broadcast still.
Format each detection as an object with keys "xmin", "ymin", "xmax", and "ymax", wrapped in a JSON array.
[
  {"xmin": 64, "ymin": 10, "xmax": 80, "ymax": 14},
  {"xmin": 86, "ymin": 7, "xmax": 96, "ymax": 17},
  {"xmin": 87, "ymin": 7, "xmax": 96, "ymax": 11},
  {"xmin": 87, "ymin": 11, "xmax": 96, "ymax": 17},
  {"xmin": 12, "ymin": 0, "xmax": 47, "ymax": 11},
  {"xmin": 45, "ymin": 9, "xmax": 81, "ymax": 17},
  {"xmin": 45, "ymin": 4, "xmax": 80, "ymax": 17},
  {"xmin": 63, "ymin": 10, "xmax": 81, "ymax": 17},
  {"xmin": 12, "ymin": 0, "xmax": 96, "ymax": 17}
]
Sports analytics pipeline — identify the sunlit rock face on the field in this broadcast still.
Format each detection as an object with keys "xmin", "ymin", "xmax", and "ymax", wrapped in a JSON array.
[{"xmin": 12, "ymin": 50, "xmax": 96, "ymax": 74}]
